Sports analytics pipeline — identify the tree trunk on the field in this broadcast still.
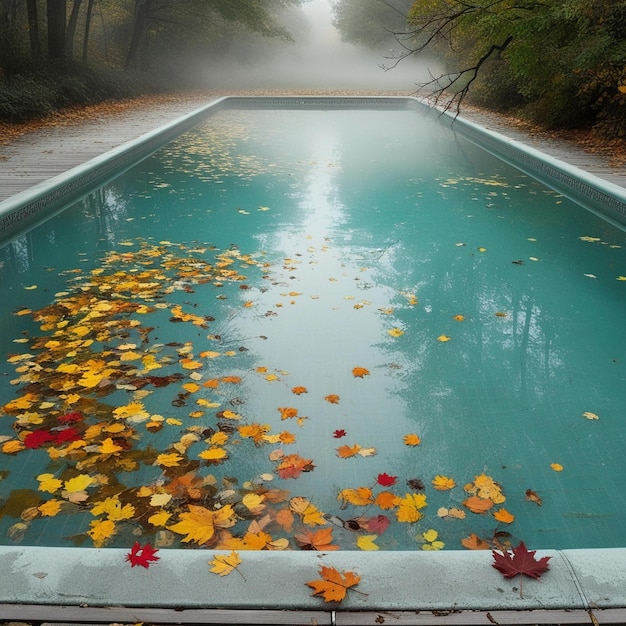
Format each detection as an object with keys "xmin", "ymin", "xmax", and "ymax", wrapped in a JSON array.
[
  {"xmin": 124, "ymin": 0, "xmax": 153, "ymax": 71},
  {"xmin": 26, "ymin": 0, "xmax": 41, "ymax": 60},
  {"xmin": 47, "ymin": 0, "xmax": 67, "ymax": 60},
  {"xmin": 82, "ymin": 0, "xmax": 94, "ymax": 60},
  {"xmin": 66, "ymin": 0, "xmax": 83, "ymax": 60}
]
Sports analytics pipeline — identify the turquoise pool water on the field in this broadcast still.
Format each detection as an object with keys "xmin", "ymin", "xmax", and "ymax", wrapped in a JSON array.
[{"xmin": 1, "ymin": 108, "xmax": 625, "ymax": 553}]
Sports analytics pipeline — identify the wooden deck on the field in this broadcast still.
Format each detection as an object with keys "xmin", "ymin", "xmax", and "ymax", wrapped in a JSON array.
[{"xmin": 0, "ymin": 93, "xmax": 624, "ymax": 205}]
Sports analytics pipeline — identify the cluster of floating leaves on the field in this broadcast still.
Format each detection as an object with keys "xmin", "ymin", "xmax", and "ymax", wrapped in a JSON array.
[{"xmin": 0, "ymin": 237, "xmax": 577, "ymax": 552}]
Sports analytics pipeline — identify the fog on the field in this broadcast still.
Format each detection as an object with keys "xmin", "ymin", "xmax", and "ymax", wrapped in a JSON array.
[{"xmin": 195, "ymin": 0, "xmax": 438, "ymax": 92}]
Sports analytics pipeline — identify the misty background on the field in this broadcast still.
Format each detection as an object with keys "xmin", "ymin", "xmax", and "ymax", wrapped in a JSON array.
[{"xmin": 196, "ymin": 0, "xmax": 435, "ymax": 91}]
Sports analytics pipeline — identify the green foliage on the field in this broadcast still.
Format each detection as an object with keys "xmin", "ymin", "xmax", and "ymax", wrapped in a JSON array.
[{"xmin": 387, "ymin": 0, "xmax": 626, "ymax": 135}]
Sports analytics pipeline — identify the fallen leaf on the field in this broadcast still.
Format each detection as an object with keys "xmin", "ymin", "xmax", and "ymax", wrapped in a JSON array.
[
  {"xmin": 492, "ymin": 542, "xmax": 551, "ymax": 597},
  {"xmin": 376, "ymin": 473, "xmax": 397, "ymax": 487},
  {"xmin": 291, "ymin": 386, "xmax": 308, "ymax": 395},
  {"xmin": 126, "ymin": 541, "xmax": 160, "ymax": 568},
  {"xmin": 396, "ymin": 493, "xmax": 427, "ymax": 523},
  {"xmin": 403, "ymin": 433, "xmax": 421, "ymax": 446},
  {"xmin": 325, "ymin": 394, "xmax": 340, "ymax": 404},
  {"xmin": 461, "ymin": 533, "xmax": 490, "ymax": 550},
  {"xmin": 352, "ymin": 367, "xmax": 370, "ymax": 378},
  {"xmin": 432, "ymin": 475, "xmax": 455, "ymax": 491},
  {"xmin": 333, "ymin": 429, "xmax": 347, "ymax": 438},
  {"xmin": 306, "ymin": 566, "xmax": 362, "ymax": 603},
  {"xmin": 209, "ymin": 551, "xmax": 243, "ymax": 577},
  {"xmin": 437, "ymin": 334, "xmax": 451, "ymax": 342},
  {"xmin": 550, "ymin": 463, "xmax": 564, "ymax": 472},
  {"xmin": 525, "ymin": 489, "xmax": 543, "ymax": 506},
  {"xmin": 493, "ymin": 508, "xmax": 515, "ymax": 524},
  {"xmin": 295, "ymin": 527, "xmax": 339, "ymax": 551},
  {"xmin": 582, "ymin": 411, "xmax": 599, "ymax": 420},
  {"xmin": 388, "ymin": 328, "xmax": 404, "ymax": 337},
  {"xmin": 337, "ymin": 444, "xmax": 361, "ymax": 458},
  {"xmin": 463, "ymin": 495, "xmax": 494, "ymax": 514},
  {"xmin": 356, "ymin": 534, "xmax": 379, "ymax": 551}
]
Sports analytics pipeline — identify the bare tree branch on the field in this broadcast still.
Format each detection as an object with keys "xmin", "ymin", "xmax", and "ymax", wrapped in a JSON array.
[{"xmin": 413, "ymin": 34, "xmax": 513, "ymax": 117}]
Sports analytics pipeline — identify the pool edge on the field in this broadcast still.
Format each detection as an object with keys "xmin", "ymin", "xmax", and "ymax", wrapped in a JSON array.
[{"xmin": 1, "ymin": 545, "xmax": 625, "ymax": 616}]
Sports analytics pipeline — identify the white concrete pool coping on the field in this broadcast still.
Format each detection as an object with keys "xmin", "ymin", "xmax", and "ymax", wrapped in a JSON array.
[{"xmin": 1, "ymin": 96, "xmax": 625, "ymax": 623}]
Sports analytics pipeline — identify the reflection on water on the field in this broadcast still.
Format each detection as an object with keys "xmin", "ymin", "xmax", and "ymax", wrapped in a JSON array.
[{"xmin": 0, "ymin": 109, "xmax": 625, "ymax": 552}]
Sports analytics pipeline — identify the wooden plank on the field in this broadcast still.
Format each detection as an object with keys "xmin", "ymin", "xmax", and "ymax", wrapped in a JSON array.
[{"xmin": 0, "ymin": 604, "xmax": 331, "ymax": 625}]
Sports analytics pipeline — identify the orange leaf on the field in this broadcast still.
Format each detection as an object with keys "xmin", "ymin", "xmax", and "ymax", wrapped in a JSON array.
[
  {"xmin": 291, "ymin": 386, "xmax": 308, "ymax": 395},
  {"xmin": 295, "ymin": 527, "xmax": 339, "ymax": 551},
  {"xmin": 463, "ymin": 495, "xmax": 494, "ymax": 514},
  {"xmin": 324, "ymin": 394, "xmax": 340, "ymax": 404},
  {"xmin": 339, "ymin": 487, "xmax": 374, "ymax": 507},
  {"xmin": 352, "ymin": 367, "xmax": 370, "ymax": 378},
  {"xmin": 493, "ymin": 508, "xmax": 515, "ymax": 524},
  {"xmin": 306, "ymin": 566, "xmax": 362, "ymax": 603},
  {"xmin": 336, "ymin": 444, "xmax": 361, "ymax": 458},
  {"xmin": 278, "ymin": 407, "xmax": 298, "ymax": 420},
  {"xmin": 461, "ymin": 533, "xmax": 490, "ymax": 550},
  {"xmin": 374, "ymin": 491, "xmax": 399, "ymax": 510},
  {"xmin": 403, "ymin": 433, "xmax": 421, "ymax": 446}
]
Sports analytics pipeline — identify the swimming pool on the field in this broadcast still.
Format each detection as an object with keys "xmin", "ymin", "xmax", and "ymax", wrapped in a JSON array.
[{"xmin": 1, "ymin": 97, "xmax": 626, "ymax": 619}]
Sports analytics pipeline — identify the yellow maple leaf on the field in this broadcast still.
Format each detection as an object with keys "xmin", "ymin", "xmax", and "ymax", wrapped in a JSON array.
[
  {"xmin": 113, "ymin": 401, "xmax": 150, "ymax": 422},
  {"xmin": 551, "ymin": 462, "xmax": 564, "ymax": 471},
  {"xmin": 1, "ymin": 439, "xmax": 24, "ymax": 454},
  {"xmin": 168, "ymin": 504, "xmax": 236, "ymax": 545},
  {"xmin": 99, "ymin": 437, "xmax": 124, "ymax": 455},
  {"xmin": 388, "ymin": 328, "xmax": 404, "ymax": 337},
  {"xmin": 38, "ymin": 499, "xmax": 63, "ymax": 517},
  {"xmin": 432, "ymin": 475, "xmax": 455, "ymax": 490},
  {"xmin": 209, "ymin": 551, "xmax": 242, "ymax": 577},
  {"xmin": 396, "ymin": 493, "xmax": 428, "ymax": 523},
  {"xmin": 198, "ymin": 447, "xmax": 228, "ymax": 461},
  {"xmin": 242, "ymin": 493, "xmax": 266, "ymax": 513},
  {"xmin": 87, "ymin": 519, "xmax": 116, "ymax": 548},
  {"xmin": 289, "ymin": 497, "xmax": 326, "ymax": 526},
  {"xmin": 37, "ymin": 473, "xmax": 63, "ymax": 493},
  {"xmin": 437, "ymin": 334, "xmax": 451, "ymax": 342},
  {"xmin": 91, "ymin": 495, "xmax": 135, "ymax": 521},
  {"xmin": 63, "ymin": 474, "xmax": 94, "ymax": 493},
  {"xmin": 356, "ymin": 534, "xmax": 379, "ymax": 551},
  {"xmin": 155, "ymin": 452, "xmax": 184, "ymax": 467},
  {"xmin": 148, "ymin": 511, "xmax": 172, "ymax": 527},
  {"xmin": 338, "ymin": 487, "xmax": 373, "ymax": 507},
  {"xmin": 220, "ymin": 410, "xmax": 242, "ymax": 420}
]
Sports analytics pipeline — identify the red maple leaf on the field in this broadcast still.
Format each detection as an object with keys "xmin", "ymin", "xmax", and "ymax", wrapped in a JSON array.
[
  {"xmin": 376, "ymin": 472, "xmax": 397, "ymax": 487},
  {"xmin": 333, "ymin": 429, "xmax": 347, "ymax": 439},
  {"xmin": 360, "ymin": 514, "xmax": 391, "ymax": 534},
  {"xmin": 23, "ymin": 429, "xmax": 55, "ymax": 449},
  {"xmin": 125, "ymin": 541, "xmax": 160, "ymax": 568},
  {"xmin": 492, "ymin": 542, "xmax": 550, "ymax": 597},
  {"xmin": 53, "ymin": 427, "xmax": 81, "ymax": 444},
  {"xmin": 57, "ymin": 411, "xmax": 83, "ymax": 424}
]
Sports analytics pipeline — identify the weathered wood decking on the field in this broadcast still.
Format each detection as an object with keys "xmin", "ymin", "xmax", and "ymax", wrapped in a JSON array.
[{"xmin": 0, "ymin": 94, "xmax": 624, "ymax": 206}]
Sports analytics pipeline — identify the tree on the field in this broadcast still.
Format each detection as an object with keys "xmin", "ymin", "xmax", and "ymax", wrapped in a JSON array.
[
  {"xmin": 332, "ymin": 0, "xmax": 415, "ymax": 49},
  {"xmin": 47, "ymin": 0, "xmax": 67, "ymax": 60},
  {"xmin": 382, "ymin": 0, "xmax": 626, "ymax": 133},
  {"xmin": 124, "ymin": 0, "xmax": 303, "ymax": 72}
]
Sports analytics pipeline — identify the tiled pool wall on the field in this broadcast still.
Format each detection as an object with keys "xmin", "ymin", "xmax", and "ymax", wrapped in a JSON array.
[{"xmin": 1, "ymin": 96, "xmax": 626, "ymax": 621}]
